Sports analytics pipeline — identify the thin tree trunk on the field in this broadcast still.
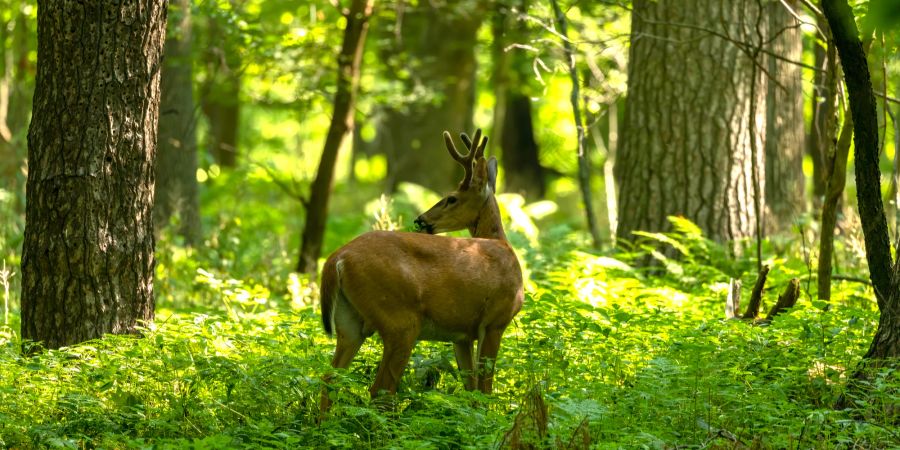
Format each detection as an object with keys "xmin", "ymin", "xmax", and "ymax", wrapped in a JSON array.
[
  {"xmin": 22, "ymin": 0, "xmax": 166, "ymax": 350},
  {"xmin": 551, "ymin": 0, "xmax": 601, "ymax": 248},
  {"xmin": 822, "ymin": 0, "xmax": 900, "ymax": 361},
  {"xmin": 809, "ymin": 20, "xmax": 838, "ymax": 205},
  {"xmin": 818, "ymin": 111, "xmax": 852, "ymax": 302},
  {"xmin": 891, "ymin": 87, "xmax": 900, "ymax": 233},
  {"xmin": 297, "ymin": 0, "xmax": 374, "ymax": 275},
  {"xmin": 605, "ymin": 102, "xmax": 619, "ymax": 241},
  {"xmin": 0, "ymin": 15, "xmax": 14, "ymax": 182},
  {"xmin": 155, "ymin": 0, "xmax": 200, "ymax": 245},
  {"xmin": 0, "ymin": 7, "xmax": 31, "ymax": 203}
]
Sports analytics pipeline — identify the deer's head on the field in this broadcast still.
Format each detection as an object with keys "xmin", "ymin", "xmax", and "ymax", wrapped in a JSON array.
[{"xmin": 414, "ymin": 129, "xmax": 498, "ymax": 235}]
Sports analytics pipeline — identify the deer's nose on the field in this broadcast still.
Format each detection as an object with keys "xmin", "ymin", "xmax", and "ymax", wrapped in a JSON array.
[{"xmin": 414, "ymin": 217, "xmax": 433, "ymax": 234}]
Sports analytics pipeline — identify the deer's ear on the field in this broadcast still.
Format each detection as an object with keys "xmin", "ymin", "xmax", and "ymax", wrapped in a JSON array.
[{"xmin": 487, "ymin": 157, "xmax": 498, "ymax": 193}]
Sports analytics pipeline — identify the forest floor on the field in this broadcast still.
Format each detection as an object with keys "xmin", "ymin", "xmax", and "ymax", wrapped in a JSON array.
[{"xmin": 1, "ymin": 171, "xmax": 897, "ymax": 449}]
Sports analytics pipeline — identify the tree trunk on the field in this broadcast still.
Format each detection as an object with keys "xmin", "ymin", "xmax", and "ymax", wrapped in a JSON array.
[
  {"xmin": 377, "ymin": 3, "xmax": 483, "ymax": 192},
  {"xmin": 155, "ymin": 0, "xmax": 200, "ymax": 245},
  {"xmin": 201, "ymin": 9, "xmax": 240, "ymax": 168},
  {"xmin": 21, "ymin": 0, "xmax": 166, "ymax": 350},
  {"xmin": 297, "ymin": 0, "xmax": 374, "ymax": 275},
  {"xmin": 493, "ymin": 0, "xmax": 544, "ymax": 199},
  {"xmin": 818, "ymin": 111, "xmax": 853, "ymax": 302},
  {"xmin": 501, "ymin": 95, "xmax": 543, "ymax": 199},
  {"xmin": 808, "ymin": 19, "xmax": 837, "ymax": 204},
  {"xmin": 764, "ymin": 0, "xmax": 805, "ymax": 233},
  {"xmin": 616, "ymin": 0, "xmax": 766, "ymax": 244},
  {"xmin": 822, "ymin": 0, "xmax": 900, "ymax": 361}
]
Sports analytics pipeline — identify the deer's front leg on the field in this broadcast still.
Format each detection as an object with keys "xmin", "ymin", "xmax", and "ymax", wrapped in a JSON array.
[{"xmin": 370, "ymin": 325, "xmax": 419, "ymax": 400}]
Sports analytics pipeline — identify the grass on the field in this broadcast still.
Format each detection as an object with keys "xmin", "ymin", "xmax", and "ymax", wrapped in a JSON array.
[{"xmin": 0, "ymin": 169, "xmax": 897, "ymax": 449}]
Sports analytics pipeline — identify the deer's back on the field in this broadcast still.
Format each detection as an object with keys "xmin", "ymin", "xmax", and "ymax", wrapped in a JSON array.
[{"xmin": 326, "ymin": 231, "xmax": 523, "ymax": 340}]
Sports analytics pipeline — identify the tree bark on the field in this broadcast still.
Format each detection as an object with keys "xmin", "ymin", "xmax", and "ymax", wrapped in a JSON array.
[
  {"xmin": 22, "ymin": 0, "xmax": 166, "ymax": 350},
  {"xmin": 822, "ymin": 0, "xmax": 900, "ymax": 360},
  {"xmin": 615, "ymin": 0, "xmax": 766, "ymax": 243},
  {"xmin": 764, "ymin": 0, "xmax": 805, "ymax": 233},
  {"xmin": 493, "ymin": 0, "xmax": 544, "ymax": 199},
  {"xmin": 377, "ymin": 3, "xmax": 483, "ymax": 192},
  {"xmin": 297, "ymin": 0, "xmax": 374, "ymax": 275},
  {"xmin": 155, "ymin": 0, "xmax": 200, "ymax": 245}
]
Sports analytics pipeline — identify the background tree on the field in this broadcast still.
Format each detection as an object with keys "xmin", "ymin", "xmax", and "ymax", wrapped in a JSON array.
[
  {"xmin": 21, "ymin": 0, "xmax": 167, "ymax": 349},
  {"xmin": 492, "ymin": 0, "xmax": 544, "ymax": 199},
  {"xmin": 155, "ymin": 0, "xmax": 201, "ymax": 245},
  {"xmin": 200, "ymin": 3, "xmax": 242, "ymax": 168},
  {"xmin": 0, "ymin": 3, "xmax": 33, "ymax": 210},
  {"xmin": 764, "ymin": 0, "xmax": 806, "ymax": 233},
  {"xmin": 375, "ymin": 1, "xmax": 485, "ymax": 192},
  {"xmin": 297, "ymin": 0, "xmax": 374, "ymax": 275},
  {"xmin": 615, "ymin": 0, "xmax": 767, "ymax": 243}
]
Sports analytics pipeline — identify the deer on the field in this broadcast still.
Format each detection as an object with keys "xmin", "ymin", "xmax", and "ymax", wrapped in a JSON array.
[{"xmin": 319, "ymin": 129, "xmax": 524, "ymax": 412}]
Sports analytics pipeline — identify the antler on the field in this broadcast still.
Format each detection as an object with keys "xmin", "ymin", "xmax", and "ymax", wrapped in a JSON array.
[
  {"xmin": 444, "ymin": 128, "xmax": 488, "ymax": 190},
  {"xmin": 460, "ymin": 130, "xmax": 488, "ymax": 160}
]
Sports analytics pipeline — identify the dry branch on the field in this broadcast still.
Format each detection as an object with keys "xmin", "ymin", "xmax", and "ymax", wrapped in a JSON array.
[
  {"xmin": 742, "ymin": 265, "xmax": 770, "ymax": 319},
  {"xmin": 763, "ymin": 278, "xmax": 801, "ymax": 323}
]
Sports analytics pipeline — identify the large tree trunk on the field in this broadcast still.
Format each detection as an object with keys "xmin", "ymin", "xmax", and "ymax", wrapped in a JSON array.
[
  {"xmin": 492, "ymin": 0, "xmax": 544, "ymax": 199},
  {"xmin": 764, "ymin": 0, "xmax": 805, "ymax": 233},
  {"xmin": 377, "ymin": 3, "xmax": 483, "ymax": 192},
  {"xmin": 822, "ymin": 0, "xmax": 900, "ymax": 361},
  {"xmin": 21, "ymin": 0, "xmax": 166, "ymax": 350},
  {"xmin": 297, "ymin": 0, "xmax": 374, "ymax": 275},
  {"xmin": 615, "ymin": 0, "xmax": 766, "ymax": 243},
  {"xmin": 155, "ymin": 0, "xmax": 200, "ymax": 245}
]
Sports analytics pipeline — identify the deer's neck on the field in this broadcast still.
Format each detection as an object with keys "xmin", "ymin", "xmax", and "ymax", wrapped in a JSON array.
[{"xmin": 469, "ymin": 196, "xmax": 507, "ymax": 241}]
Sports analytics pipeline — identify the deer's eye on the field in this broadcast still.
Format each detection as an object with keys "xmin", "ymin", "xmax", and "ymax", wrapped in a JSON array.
[{"xmin": 446, "ymin": 196, "xmax": 458, "ymax": 205}]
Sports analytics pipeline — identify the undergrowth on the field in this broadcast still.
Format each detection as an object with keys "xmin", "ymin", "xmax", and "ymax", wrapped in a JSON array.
[{"xmin": 0, "ymin": 170, "xmax": 897, "ymax": 448}]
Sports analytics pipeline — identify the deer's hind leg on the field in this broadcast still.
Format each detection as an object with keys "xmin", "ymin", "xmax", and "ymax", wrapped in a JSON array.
[
  {"xmin": 321, "ymin": 294, "xmax": 368, "ymax": 413},
  {"xmin": 476, "ymin": 327, "xmax": 505, "ymax": 394},
  {"xmin": 453, "ymin": 340, "xmax": 476, "ymax": 390}
]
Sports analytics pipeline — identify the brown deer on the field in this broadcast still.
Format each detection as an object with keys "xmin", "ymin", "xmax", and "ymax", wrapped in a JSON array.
[{"xmin": 319, "ymin": 129, "xmax": 523, "ymax": 411}]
